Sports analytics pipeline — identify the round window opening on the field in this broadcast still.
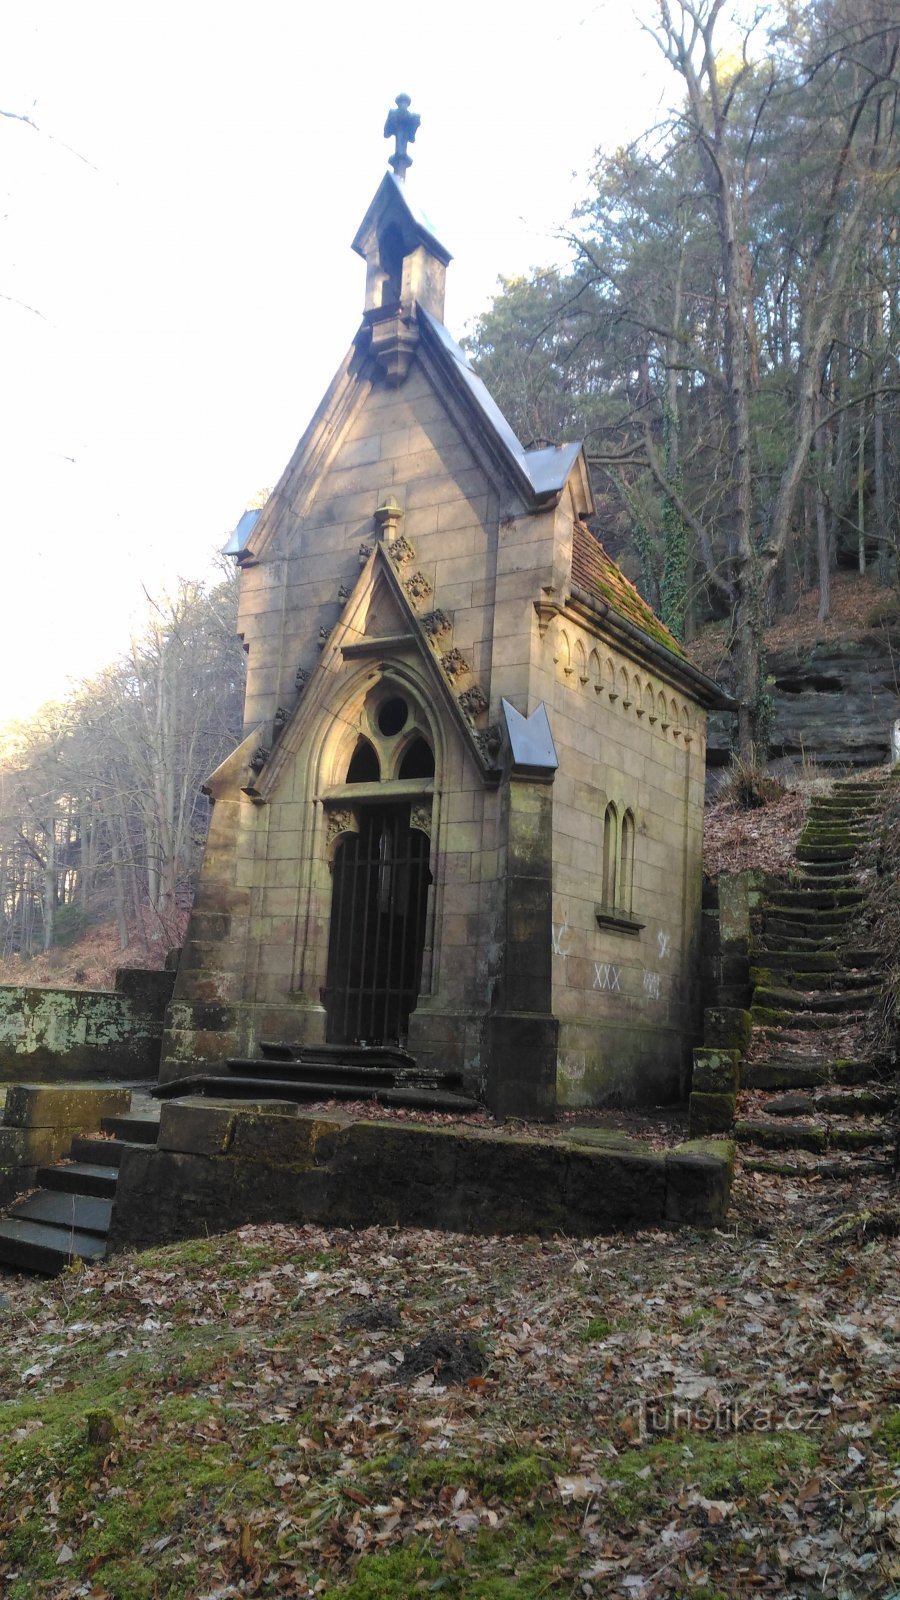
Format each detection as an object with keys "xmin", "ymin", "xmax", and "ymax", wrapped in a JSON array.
[{"xmin": 377, "ymin": 696, "xmax": 408, "ymax": 737}]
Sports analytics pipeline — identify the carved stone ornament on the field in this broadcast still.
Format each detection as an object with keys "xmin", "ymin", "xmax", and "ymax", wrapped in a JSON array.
[
  {"xmin": 458, "ymin": 684, "xmax": 489, "ymax": 721},
  {"xmin": 273, "ymin": 707, "xmax": 288, "ymax": 736},
  {"xmin": 358, "ymin": 541, "xmax": 373, "ymax": 567},
  {"xmin": 318, "ymin": 624, "xmax": 332, "ymax": 649},
  {"xmin": 249, "ymin": 746, "xmax": 270, "ymax": 774},
  {"xmin": 410, "ymin": 800, "xmax": 433, "ymax": 836},
  {"xmin": 422, "ymin": 609, "xmax": 452, "ymax": 640},
  {"xmin": 389, "ymin": 534, "xmax": 416, "ymax": 566},
  {"xmin": 295, "ymin": 664, "xmax": 310, "ymax": 690},
  {"xmin": 475, "ymin": 724, "xmax": 502, "ymax": 761},
  {"xmin": 326, "ymin": 807, "xmax": 359, "ymax": 845},
  {"xmin": 338, "ymin": 580, "xmax": 351, "ymax": 603},
  {"xmin": 441, "ymin": 647, "xmax": 470, "ymax": 681},
  {"xmin": 404, "ymin": 570, "xmax": 433, "ymax": 605}
]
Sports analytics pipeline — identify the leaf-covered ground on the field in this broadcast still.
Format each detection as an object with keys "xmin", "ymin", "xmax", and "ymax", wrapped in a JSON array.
[{"xmin": 0, "ymin": 1169, "xmax": 898, "ymax": 1600}]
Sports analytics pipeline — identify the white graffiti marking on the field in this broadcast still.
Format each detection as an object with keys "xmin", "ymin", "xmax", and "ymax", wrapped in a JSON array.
[
  {"xmin": 593, "ymin": 962, "xmax": 621, "ymax": 992},
  {"xmin": 558, "ymin": 1051, "xmax": 586, "ymax": 1082},
  {"xmin": 657, "ymin": 929, "xmax": 671, "ymax": 960},
  {"xmin": 643, "ymin": 970, "xmax": 662, "ymax": 1001},
  {"xmin": 551, "ymin": 921, "xmax": 571, "ymax": 957}
]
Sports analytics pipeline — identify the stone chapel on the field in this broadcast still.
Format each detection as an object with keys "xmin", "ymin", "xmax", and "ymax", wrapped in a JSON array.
[{"xmin": 159, "ymin": 99, "xmax": 729, "ymax": 1119}]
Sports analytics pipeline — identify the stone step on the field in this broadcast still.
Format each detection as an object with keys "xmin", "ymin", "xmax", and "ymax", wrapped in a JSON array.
[
  {"xmin": 36, "ymin": 1162, "xmax": 119, "ymax": 1198},
  {"xmin": 69, "ymin": 1135, "xmax": 144, "ymax": 1170},
  {"xmin": 153, "ymin": 1073, "xmax": 482, "ymax": 1115},
  {"xmin": 736, "ymin": 1118, "xmax": 828, "ymax": 1152},
  {"xmin": 794, "ymin": 868, "xmax": 859, "ymax": 886},
  {"xmin": 796, "ymin": 844, "xmax": 860, "ymax": 863},
  {"xmin": 9, "ymin": 1189, "xmax": 113, "ymax": 1235},
  {"xmin": 750, "ymin": 1005, "xmax": 863, "ymax": 1031},
  {"xmin": 750, "ymin": 967, "xmax": 882, "ymax": 992},
  {"xmin": 737, "ymin": 1117, "xmax": 893, "ymax": 1153},
  {"xmin": 753, "ymin": 984, "xmax": 878, "ymax": 1014},
  {"xmin": 760, "ymin": 922, "xmax": 859, "ymax": 946},
  {"xmin": 764, "ymin": 1087, "xmax": 896, "ymax": 1118},
  {"xmin": 225, "ymin": 1056, "xmax": 465, "ymax": 1093},
  {"xmin": 743, "ymin": 1155, "xmax": 891, "ymax": 1180},
  {"xmin": 742, "ymin": 1062, "xmax": 831, "ymax": 1090},
  {"xmin": 751, "ymin": 949, "xmax": 839, "ymax": 972},
  {"xmin": 766, "ymin": 887, "xmax": 864, "ymax": 910},
  {"xmin": 842, "ymin": 948, "xmax": 882, "ymax": 969},
  {"xmin": 762, "ymin": 901, "xmax": 858, "ymax": 923},
  {"xmin": 0, "ymin": 1218, "xmax": 106, "ymax": 1275},
  {"xmin": 101, "ymin": 1115, "xmax": 160, "ymax": 1145}
]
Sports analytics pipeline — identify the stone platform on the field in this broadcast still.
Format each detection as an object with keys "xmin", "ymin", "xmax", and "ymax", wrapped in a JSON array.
[{"xmin": 107, "ymin": 1097, "xmax": 734, "ymax": 1253}]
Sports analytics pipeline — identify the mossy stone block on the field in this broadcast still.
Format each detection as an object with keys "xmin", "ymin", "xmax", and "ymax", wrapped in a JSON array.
[
  {"xmin": 691, "ymin": 1048, "xmax": 740, "ymax": 1093},
  {"xmin": 689, "ymin": 1091, "xmax": 736, "ymax": 1137},
  {"xmin": 3, "ymin": 1083, "xmax": 130, "ymax": 1130},
  {"xmin": 703, "ymin": 1007, "xmax": 751, "ymax": 1051},
  {"xmin": 665, "ymin": 1139, "xmax": 735, "ymax": 1228}
]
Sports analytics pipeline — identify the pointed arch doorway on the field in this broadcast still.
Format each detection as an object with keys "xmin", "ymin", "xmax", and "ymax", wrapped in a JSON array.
[{"xmin": 325, "ymin": 803, "xmax": 432, "ymax": 1046}]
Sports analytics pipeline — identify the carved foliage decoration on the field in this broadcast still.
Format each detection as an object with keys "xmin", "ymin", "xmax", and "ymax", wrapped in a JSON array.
[
  {"xmin": 410, "ymin": 800, "xmax": 433, "ymax": 836},
  {"xmin": 440, "ymin": 647, "xmax": 470, "ymax": 681},
  {"xmin": 318, "ymin": 625, "xmax": 332, "ymax": 649},
  {"xmin": 404, "ymin": 570, "xmax": 432, "ymax": 605},
  {"xmin": 358, "ymin": 541, "xmax": 373, "ymax": 566},
  {"xmin": 458, "ymin": 684, "xmax": 488, "ymax": 721},
  {"xmin": 422, "ymin": 609, "xmax": 452, "ymax": 640},
  {"xmin": 295, "ymin": 664, "xmax": 310, "ymax": 690},
  {"xmin": 390, "ymin": 534, "xmax": 416, "ymax": 566},
  {"xmin": 475, "ymin": 724, "xmax": 502, "ymax": 762},
  {"xmin": 326, "ymin": 807, "xmax": 359, "ymax": 845},
  {"xmin": 249, "ymin": 746, "xmax": 270, "ymax": 774}
]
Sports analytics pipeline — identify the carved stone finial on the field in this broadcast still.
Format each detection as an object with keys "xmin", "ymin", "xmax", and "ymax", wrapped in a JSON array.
[
  {"xmin": 384, "ymin": 94, "xmax": 420, "ymax": 182},
  {"xmin": 374, "ymin": 497, "xmax": 404, "ymax": 543}
]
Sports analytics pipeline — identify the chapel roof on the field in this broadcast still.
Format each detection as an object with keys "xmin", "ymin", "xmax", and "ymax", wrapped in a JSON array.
[
  {"xmin": 571, "ymin": 521, "xmax": 687, "ymax": 660},
  {"xmin": 420, "ymin": 308, "xmax": 585, "ymax": 503}
]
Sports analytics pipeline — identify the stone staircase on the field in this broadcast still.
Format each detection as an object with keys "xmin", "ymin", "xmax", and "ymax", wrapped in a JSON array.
[
  {"xmin": 152, "ymin": 1041, "xmax": 483, "ymax": 1115},
  {"xmin": 736, "ymin": 778, "xmax": 898, "ymax": 1178},
  {"xmin": 0, "ymin": 1101, "xmax": 160, "ymax": 1275}
]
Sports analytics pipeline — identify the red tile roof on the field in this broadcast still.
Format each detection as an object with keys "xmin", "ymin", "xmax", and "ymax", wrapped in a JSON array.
[{"xmin": 571, "ymin": 522, "xmax": 687, "ymax": 661}]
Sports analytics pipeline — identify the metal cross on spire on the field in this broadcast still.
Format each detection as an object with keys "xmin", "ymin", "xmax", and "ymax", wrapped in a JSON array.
[{"xmin": 384, "ymin": 93, "xmax": 420, "ymax": 181}]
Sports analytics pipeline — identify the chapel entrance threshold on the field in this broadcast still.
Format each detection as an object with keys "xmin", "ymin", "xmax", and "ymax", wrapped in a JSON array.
[{"xmin": 324, "ymin": 802, "xmax": 431, "ymax": 1047}]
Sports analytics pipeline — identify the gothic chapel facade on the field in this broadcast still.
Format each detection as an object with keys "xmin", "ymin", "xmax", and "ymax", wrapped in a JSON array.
[{"xmin": 160, "ymin": 101, "xmax": 727, "ymax": 1118}]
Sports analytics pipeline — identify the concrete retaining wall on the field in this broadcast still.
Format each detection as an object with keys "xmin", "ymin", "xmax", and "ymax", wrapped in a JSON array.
[
  {"xmin": 108, "ymin": 1099, "xmax": 734, "ymax": 1252},
  {"xmin": 0, "ymin": 968, "xmax": 175, "ymax": 1085}
]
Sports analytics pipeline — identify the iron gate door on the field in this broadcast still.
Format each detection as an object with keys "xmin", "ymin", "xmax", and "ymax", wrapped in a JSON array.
[{"xmin": 325, "ymin": 805, "xmax": 431, "ymax": 1045}]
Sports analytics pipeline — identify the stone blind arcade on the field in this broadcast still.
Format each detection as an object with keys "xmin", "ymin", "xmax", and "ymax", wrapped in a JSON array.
[{"xmin": 159, "ymin": 98, "xmax": 728, "ymax": 1118}]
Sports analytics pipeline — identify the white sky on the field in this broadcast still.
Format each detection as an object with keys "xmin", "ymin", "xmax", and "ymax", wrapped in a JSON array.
[{"xmin": 1, "ymin": 0, "xmax": 677, "ymax": 726}]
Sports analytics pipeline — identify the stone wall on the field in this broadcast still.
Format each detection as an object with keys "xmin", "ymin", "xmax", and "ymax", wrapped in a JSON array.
[
  {"xmin": 0, "ymin": 968, "xmax": 175, "ymax": 1085},
  {"xmin": 535, "ymin": 612, "xmax": 707, "ymax": 1106},
  {"xmin": 107, "ymin": 1100, "xmax": 735, "ymax": 1252}
]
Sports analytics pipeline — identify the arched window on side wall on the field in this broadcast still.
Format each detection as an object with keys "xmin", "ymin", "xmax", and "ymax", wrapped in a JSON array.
[
  {"xmin": 620, "ymin": 810, "xmax": 635, "ymax": 913},
  {"xmin": 601, "ymin": 803, "xmax": 618, "ymax": 908}
]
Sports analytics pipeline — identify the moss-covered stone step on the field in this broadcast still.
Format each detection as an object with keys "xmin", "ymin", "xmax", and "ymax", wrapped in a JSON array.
[
  {"xmin": 841, "ymin": 947, "xmax": 881, "ymax": 969},
  {"xmin": 765, "ymin": 887, "xmax": 864, "ymax": 911},
  {"xmin": 741, "ymin": 1062, "xmax": 830, "ymax": 1090},
  {"xmin": 815, "ymin": 1086, "xmax": 897, "ymax": 1115},
  {"xmin": 752, "ymin": 984, "xmax": 878, "ymax": 1014},
  {"xmin": 751, "ymin": 948, "xmax": 839, "ymax": 972},
  {"xmin": 796, "ymin": 844, "xmax": 861, "ymax": 863},
  {"xmin": 743, "ymin": 1155, "xmax": 890, "ymax": 1179},
  {"xmin": 829, "ymin": 1123, "xmax": 894, "ymax": 1150},
  {"xmin": 761, "ymin": 923, "xmax": 847, "ymax": 946},
  {"xmin": 750, "ymin": 1005, "xmax": 861, "ymax": 1031},
  {"xmin": 735, "ymin": 1118, "xmax": 828, "ymax": 1151},
  {"xmin": 750, "ymin": 966, "xmax": 881, "ymax": 992},
  {"xmin": 763, "ymin": 1087, "xmax": 895, "ymax": 1118},
  {"xmin": 831, "ymin": 1057, "xmax": 886, "ymax": 1085},
  {"xmin": 762, "ymin": 900, "xmax": 858, "ymax": 922}
]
